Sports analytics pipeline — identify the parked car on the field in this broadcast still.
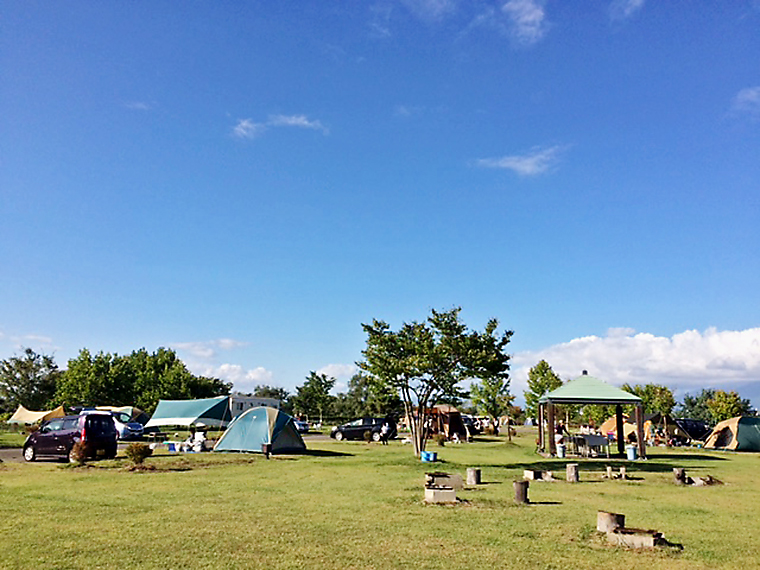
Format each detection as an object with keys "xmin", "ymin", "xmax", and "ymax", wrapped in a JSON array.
[
  {"xmin": 106, "ymin": 411, "xmax": 144, "ymax": 440},
  {"xmin": 294, "ymin": 419, "xmax": 309, "ymax": 433},
  {"xmin": 330, "ymin": 418, "xmax": 397, "ymax": 442},
  {"xmin": 23, "ymin": 412, "xmax": 118, "ymax": 462}
]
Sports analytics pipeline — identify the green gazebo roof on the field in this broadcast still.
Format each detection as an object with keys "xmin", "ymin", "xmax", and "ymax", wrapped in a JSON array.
[{"xmin": 539, "ymin": 372, "xmax": 642, "ymax": 405}]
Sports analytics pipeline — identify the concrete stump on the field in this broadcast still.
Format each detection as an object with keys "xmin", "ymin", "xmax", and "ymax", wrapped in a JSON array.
[
  {"xmin": 606, "ymin": 466, "xmax": 613, "ymax": 479},
  {"xmin": 424, "ymin": 486, "xmax": 457, "ymax": 504},
  {"xmin": 513, "ymin": 480, "xmax": 530, "ymax": 504},
  {"xmin": 597, "ymin": 511, "xmax": 625, "ymax": 532},
  {"xmin": 466, "ymin": 468, "xmax": 482, "ymax": 485},
  {"xmin": 566, "ymin": 463, "xmax": 579, "ymax": 483},
  {"xmin": 425, "ymin": 472, "xmax": 463, "ymax": 490}
]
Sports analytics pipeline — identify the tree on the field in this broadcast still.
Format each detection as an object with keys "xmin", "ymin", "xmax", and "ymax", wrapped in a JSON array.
[
  {"xmin": 676, "ymin": 389, "xmax": 716, "ymax": 422},
  {"xmin": 293, "ymin": 372, "xmax": 335, "ymax": 423},
  {"xmin": 251, "ymin": 385, "xmax": 292, "ymax": 414},
  {"xmin": 706, "ymin": 390, "xmax": 752, "ymax": 423},
  {"xmin": 56, "ymin": 347, "xmax": 231, "ymax": 413},
  {"xmin": 333, "ymin": 373, "xmax": 402, "ymax": 419},
  {"xmin": 523, "ymin": 360, "xmax": 562, "ymax": 422},
  {"xmin": 0, "ymin": 348, "xmax": 61, "ymax": 414},
  {"xmin": 470, "ymin": 375, "xmax": 514, "ymax": 439},
  {"xmin": 359, "ymin": 307, "xmax": 512, "ymax": 456},
  {"xmin": 621, "ymin": 383, "xmax": 676, "ymax": 415}
]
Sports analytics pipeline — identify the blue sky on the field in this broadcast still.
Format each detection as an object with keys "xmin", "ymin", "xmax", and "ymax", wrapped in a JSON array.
[{"xmin": 2, "ymin": 1, "xmax": 759, "ymax": 407}]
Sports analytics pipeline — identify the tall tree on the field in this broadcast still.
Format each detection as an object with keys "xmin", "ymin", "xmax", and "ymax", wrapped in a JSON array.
[
  {"xmin": 706, "ymin": 390, "xmax": 751, "ymax": 423},
  {"xmin": 293, "ymin": 372, "xmax": 335, "ymax": 423},
  {"xmin": 470, "ymin": 375, "xmax": 514, "ymax": 439},
  {"xmin": 333, "ymin": 373, "xmax": 402, "ymax": 419},
  {"xmin": 359, "ymin": 307, "xmax": 512, "ymax": 456},
  {"xmin": 0, "ymin": 348, "xmax": 61, "ymax": 413},
  {"xmin": 676, "ymin": 389, "xmax": 716, "ymax": 422},
  {"xmin": 621, "ymin": 383, "xmax": 676, "ymax": 416},
  {"xmin": 523, "ymin": 360, "xmax": 562, "ymax": 421}
]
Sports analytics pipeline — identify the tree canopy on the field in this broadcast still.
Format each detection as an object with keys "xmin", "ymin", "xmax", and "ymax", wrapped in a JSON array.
[
  {"xmin": 523, "ymin": 360, "xmax": 562, "ymax": 421},
  {"xmin": 0, "ymin": 348, "xmax": 61, "ymax": 414},
  {"xmin": 621, "ymin": 383, "xmax": 676, "ymax": 415},
  {"xmin": 292, "ymin": 371, "xmax": 335, "ymax": 422},
  {"xmin": 359, "ymin": 307, "xmax": 512, "ymax": 455}
]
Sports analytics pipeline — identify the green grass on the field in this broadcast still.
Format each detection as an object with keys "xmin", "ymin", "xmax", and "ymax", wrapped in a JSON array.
[
  {"xmin": 0, "ymin": 428, "xmax": 28, "ymax": 448},
  {"xmin": 1, "ymin": 430, "xmax": 758, "ymax": 569}
]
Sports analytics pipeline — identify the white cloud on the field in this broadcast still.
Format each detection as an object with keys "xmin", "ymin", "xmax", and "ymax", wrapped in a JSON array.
[
  {"xmin": 202, "ymin": 364, "xmax": 274, "ymax": 393},
  {"xmin": 501, "ymin": 0, "xmax": 547, "ymax": 45},
  {"xmin": 476, "ymin": 145, "xmax": 563, "ymax": 176},
  {"xmin": 732, "ymin": 86, "xmax": 760, "ymax": 119},
  {"xmin": 511, "ymin": 327, "xmax": 760, "ymax": 402},
  {"xmin": 610, "ymin": 0, "xmax": 645, "ymax": 21},
  {"xmin": 232, "ymin": 118, "xmax": 265, "ymax": 139},
  {"xmin": 171, "ymin": 339, "xmax": 248, "ymax": 360},
  {"xmin": 267, "ymin": 114, "xmax": 330, "ymax": 134},
  {"xmin": 317, "ymin": 363, "xmax": 358, "ymax": 381}
]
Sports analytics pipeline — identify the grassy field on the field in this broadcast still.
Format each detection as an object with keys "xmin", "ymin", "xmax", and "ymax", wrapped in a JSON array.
[{"xmin": 1, "ymin": 429, "xmax": 758, "ymax": 570}]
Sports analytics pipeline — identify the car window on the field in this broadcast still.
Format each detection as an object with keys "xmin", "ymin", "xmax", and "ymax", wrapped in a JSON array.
[
  {"xmin": 348, "ymin": 419, "xmax": 362, "ymax": 426},
  {"xmin": 46, "ymin": 419, "xmax": 64, "ymax": 432},
  {"xmin": 86, "ymin": 415, "xmax": 115, "ymax": 433},
  {"xmin": 114, "ymin": 412, "xmax": 131, "ymax": 423},
  {"xmin": 63, "ymin": 418, "xmax": 79, "ymax": 430}
]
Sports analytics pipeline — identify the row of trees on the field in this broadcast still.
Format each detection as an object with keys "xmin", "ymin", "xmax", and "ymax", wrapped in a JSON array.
[
  {"xmin": 523, "ymin": 359, "xmax": 756, "ymax": 425},
  {"xmin": 0, "ymin": 347, "xmax": 231, "ymax": 415}
]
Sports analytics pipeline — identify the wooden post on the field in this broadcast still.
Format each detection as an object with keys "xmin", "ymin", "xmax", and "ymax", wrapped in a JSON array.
[
  {"xmin": 538, "ymin": 403, "xmax": 545, "ymax": 451},
  {"xmin": 513, "ymin": 480, "xmax": 529, "ymax": 504},
  {"xmin": 547, "ymin": 403, "xmax": 556, "ymax": 456},
  {"xmin": 615, "ymin": 405, "xmax": 625, "ymax": 456},
  {"xmin": 635, "ymin": 404, "xmax": 646, "ymax": 459},
  {"xmin": 466, "ymin": 468, "xmax": 482, "ymax": 485},
  {"xmin": 566, "ymin": 463, "xmax": 579, "ymax": 483},
  {"xmin": 597, "ymin": 511, "xmax": 625, "ymax": 532},
  {"xmin": 619, "ymin": 466, "xmax": 627, "ymax": 479},
  {"xmin": 606, "ymin": 465, "xmax": 613, "ymax": 479}
]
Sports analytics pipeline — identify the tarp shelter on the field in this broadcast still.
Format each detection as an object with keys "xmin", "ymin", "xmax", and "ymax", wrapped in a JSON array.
[
  {"xmin": 7, "ymin": 404, "xmax": 66, "ymax": 425},
  {"xmin": 144, "ymin": 396, "xmax": 232, "ymax": 428},
  {"xmin": 213, "ymin": 407, "xmax": 306, "ymax": 454},
  {"xmin": 704, "ymin": 416, "xmax": 760, "ymax": 451},
  {"xmin": 430, "ymin": 404, "xmax": 468, "ymax": 441},
  {"xmin": 96, "ymin": 406, "xmax": 150, "ymax": 425},
  {"xmin": 538, "ymin": 371, "xmax": 645, "ymax": 458}
]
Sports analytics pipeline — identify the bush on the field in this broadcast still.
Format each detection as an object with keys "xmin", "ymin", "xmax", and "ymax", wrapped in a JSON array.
[
  {"xmin": 434, "ymin": 433, "xmax": 446, "ymax": 447},
  {"xmin": 69, "ymin": 441, "xmax": 87, "ymax": 463},
  {"xmin": 125, "ymin": 443, "xmax": 153, "ymax": 465}
]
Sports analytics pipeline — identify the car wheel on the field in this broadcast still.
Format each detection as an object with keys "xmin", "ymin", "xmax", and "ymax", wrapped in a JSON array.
[
  {"xmin": 334, "ymin": 431, "xmax": 344, "ymax": 441},
  {"xmin": 23, "ymin": 445, "xmax": 36, "ymax": 462},
  {"xmin": 372, "ymin": 431, "xmax": 381, "ymax": 442}
]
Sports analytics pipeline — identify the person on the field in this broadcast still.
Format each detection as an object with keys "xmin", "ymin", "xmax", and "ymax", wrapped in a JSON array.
[
  {"xmin": 380, "ymin": 421, "xmax": 390, "ymax": 445},
  {"xmin": 192, "ymin": 428, "xmax": 207, "ymax": 452},
  {"xmin": 555, "ymin": 421, "xmax": 568, "ymax": 445},
  {"xmin": 179, "ymin": 426, "xmax": 196, "ymax": 452}
]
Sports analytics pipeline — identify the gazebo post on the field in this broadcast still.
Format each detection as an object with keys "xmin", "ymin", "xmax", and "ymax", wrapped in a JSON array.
[
  {"xmin": 615, "ymin": 405, "xmax": 625, "ymax": 456},
  {"xmin": 635, "ymin": 404, "xmax": 646, "ymax": 458},
  {"xmin": 538, "ymin": 403, "xmax": 545, "ymax": 451},
  {"xmin": 547, "ymin": 403, "xmax": 556, "ymax": 456}
]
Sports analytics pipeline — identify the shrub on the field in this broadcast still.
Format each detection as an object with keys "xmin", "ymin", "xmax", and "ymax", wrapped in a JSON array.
[
  {"xmin": 69, "ymin": 441, "xmax": 87, "ymax": 464},
  {"xmin": 125, "ymin": 443, "xmax": 153, "ymax": 465},
  {"xmin": 434, "ymin": 433, "xmax": 446, "ymax": 447}
]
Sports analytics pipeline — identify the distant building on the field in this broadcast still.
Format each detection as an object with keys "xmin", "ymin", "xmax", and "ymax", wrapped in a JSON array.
[{"xmin": 229, "ymin": 393, "xmax": 280, "ymax": 419}]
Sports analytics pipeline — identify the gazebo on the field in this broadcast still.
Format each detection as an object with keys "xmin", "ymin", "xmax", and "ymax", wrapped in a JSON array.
[{"xmin": 538, "ymin": 371, "xmax": 646, "ymax": 458}]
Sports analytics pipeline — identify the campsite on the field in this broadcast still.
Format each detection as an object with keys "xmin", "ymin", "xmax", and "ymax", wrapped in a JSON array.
[{"xmin": 1, "ymin": 424, "xmax": 759, "ymax": 570}]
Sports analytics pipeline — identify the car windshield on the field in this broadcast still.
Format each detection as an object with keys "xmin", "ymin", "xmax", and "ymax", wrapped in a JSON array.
[{"xmin": 114, "ymin": 412, "xmax": 132, "ymax": 423}]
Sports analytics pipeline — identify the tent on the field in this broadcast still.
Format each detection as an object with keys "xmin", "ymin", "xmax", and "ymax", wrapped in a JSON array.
[
  {"xmin": 600, "ymin": 412, "xmax": 690, "ymax": 443},
  {"xmin": 96, "ymin": 406, "xmax": 150, "ymax": 425},
  {"xmin": 704, "ymin": 416, "xmax": 760, "ymax": 451},
  {"xmin": 7, "ymin": 404, "xmax": 66, "ymax": 425},
  {"xmin": 213, "ymin": 407, "xmax": 306, "ymax": 454},
  {"xmin": 144, "ymin": 396, "xmax": 232, "ymax": 428}
]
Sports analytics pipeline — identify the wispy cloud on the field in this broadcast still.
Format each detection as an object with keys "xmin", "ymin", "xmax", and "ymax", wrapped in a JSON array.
[
  {"xmin": 501, "ymin": 0, "xmax": 548, "ymax": 46},
  {"xmin": 317, "ymin": 363, "xmax": 359, "ymax": 393},
  {"xmin": 732, "ymin": 86, "xmax": 760, "ymax": 120},
  {"xmin": 511, "ymin": 327, "xmax": 760, "ymax": 403},
  {"xmin": 268, "ymin": 114, "xmax": 330, "ymax": 134},
  {"xmin": 609, "ymin": 0, "xmax": 645, "ymax": 21},
  {"xmin": 201, "ymin": 363, "xmax": 274, "ymax": 392},
  {"xmin": 124, "ymin": 101, "xmax": 153, "ymax": 111},
  {"xmin": 171, "ymin": 339, "xmax": 248, "ymax": 360},
  {"xmin": 232, "ymin": 114, "xmax": 329, "ymax": 139},
  {"xmin": 476, "ymin": 145, "xmax": 564, "ymax": 176},
  {"xmin": 401, "ymin": 0, "xmax": 458, "ymax": 22}
]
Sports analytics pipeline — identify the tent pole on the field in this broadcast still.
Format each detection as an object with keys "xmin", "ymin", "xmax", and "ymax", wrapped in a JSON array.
[
  {"xmin": 615, "ymin": 405, "xmax": 625, "ymax": 456},
  {"xmin": 635, "ymin": 404, "xmax": 646, "ymax": 458}
]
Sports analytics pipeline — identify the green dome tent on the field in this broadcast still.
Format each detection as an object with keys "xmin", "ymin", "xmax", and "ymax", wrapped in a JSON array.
[
  {"xmin": 704, "ymin": 416, "xmax": 760, "ymax": 451},
  {"xmin": 213, "ymin": 406, "xmax": 306, "ymax": 454}
]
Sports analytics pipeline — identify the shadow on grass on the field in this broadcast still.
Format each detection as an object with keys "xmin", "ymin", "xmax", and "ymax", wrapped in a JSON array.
[{"xmin": 290, "ymin": 449, "xmax": 355, "ymax": 458}]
